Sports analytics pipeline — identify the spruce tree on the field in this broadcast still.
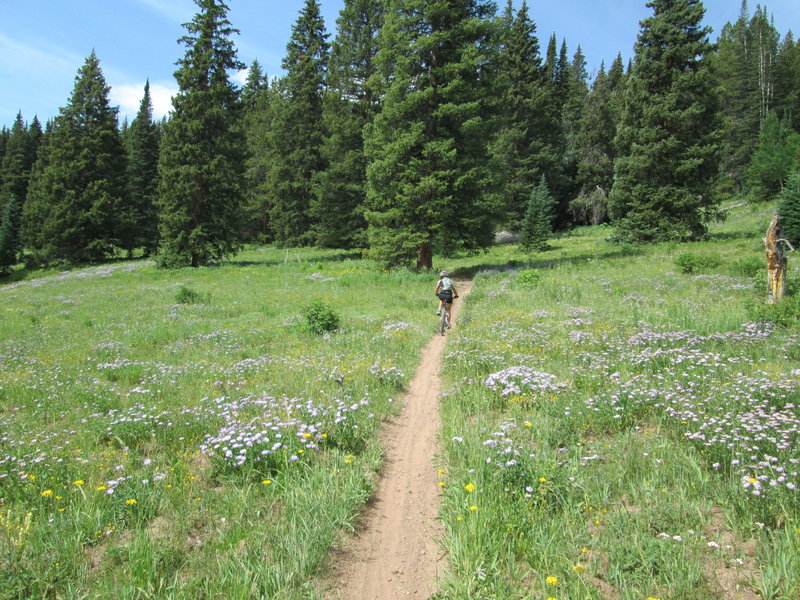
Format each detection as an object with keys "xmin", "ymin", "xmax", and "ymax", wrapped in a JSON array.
[
  {"xmin": 364, "ymin": 0, "xmax": 502, "ymax": 269},
  {"xmin": 747, "ymin": 112, "xmax": 800, "ymax": 202},
  {"xmin": 268, "ymin": 0, "xmax": 329, "ymax": 246},
  {"xmin": 609, "ymin": 0, "xmax": 721, "ymax": 242},
  {"xmin": 774, "ymin": 33, "xmax": 800, "ymax": 132},
  {"xmin": 123, "ymin": 81, "xmax": 161, "ymax": 255},
  {"xmin": 157, "ymin": 0, "xmax": 246, "ymax": 268},
  {"xmin": 492, "ymin": 1, "xmax": 560, "ymax": 228},
  {"xmin": 520, "ymin": 175, "xmax": 555, "ymax": 251},
  {"xmin": 777, "ymin": 170, "xmax": 800, "ymax": 248},
  {"xmin": 22, "ymin": 51, "xmax": 126, "ymax": 265},
  {"xmin": 313, "ymin": 0, "xmax": 383, "ymax": 248},
  {"xmin": 0, "ymin": 195, "xmax": 21, "ymax": 274},
  {"xmin": 0, "ymin": 113, "xmax": 34, "ymax": 208},
  {"xmin": 241, "ymin": 59, "xmax": 267, "ymax": 113}
]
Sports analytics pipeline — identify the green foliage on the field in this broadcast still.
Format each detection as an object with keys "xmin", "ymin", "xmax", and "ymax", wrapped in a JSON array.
[
  {"xmin": 0, "ymin": 112, "xmax": 37, "ymax": 209},
  {"xmin": 121, "ymin": 81, "xmax": 160, "ymax": 255},
  {"xmin": 674, "ymin": 251, "xmax": 721, "ymax": 274},
  {"xmin": 514, "ymin": 268, "xmax": 541, "ymax": 288},
  {"xmin": 267, "ymin": 0, "xmax": 330, "ymax": 246},
  {"xmin": 492, "ymin": 2, "xmax": 561, "ymax": 227},
  {"xmin": 312, "ymin": 0, "xmax": 383, "ymax": 249},
  {"xmin": 156, "ymin": 0, "xmax": 246, "ymax": 268},
  {"xmin": 0, "ymin": 196, "xmax": 21, "ymax": 274},
  {"xmin": 520, "ymin": 175, "xmax": 554, "ymax": 251},
  {"xmin": 304, "ymin": 299, "xmax": 340, "ymax": 334},
  {"xmin": 174, "ymin": 285, "xmax": 209, "ymax": 305},
  {"xmin": 777, "ymin": 170, "xmax": 800, "ymax": 248},
  {"xmin": 747, "ymin": 291, "xmax": 800, "ymax": 328},
  {"xmin": 364, "ymin": 0, "xmax": 502, "ymax": 269},
  {"xmin": 22, "ymin": 52, "xmax": 126, "ymax": 266},
  {"xmin": 610, "ymin": 0, "xmax": 721, "ymax": 243},
  {"xmin": 747, "ymin": 112, "xmax": 800, "ymax": 202},
  {"xmin": 729, "ymin": 255, "xmax": 763, "ymax": 278}
]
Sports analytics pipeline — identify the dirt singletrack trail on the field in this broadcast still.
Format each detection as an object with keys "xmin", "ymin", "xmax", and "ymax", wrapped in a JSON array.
[{"xmin": 327, "ymin": 280, "xmax": 472, "ymax": 600}]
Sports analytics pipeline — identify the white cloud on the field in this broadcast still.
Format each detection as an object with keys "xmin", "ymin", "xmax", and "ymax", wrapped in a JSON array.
[
  {"xmin": 232, "ymin": 68, "xmax": 249, "ymax": 86},
  {"xmin": 110, "ymin": 81, "xmax": 177, "ymax": 121},
  {"xmin": 0, "ymin": 32, "xmax": 79, "ymax": 78},
  {"xmin": 133, "ymin": 0, "xmax": 195, "ymax": 23}
]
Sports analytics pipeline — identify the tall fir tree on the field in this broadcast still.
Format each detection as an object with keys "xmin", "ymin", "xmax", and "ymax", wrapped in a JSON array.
[
  {"xmin": 122, "ymin": 81, "xmax": 161, "ymax": 255},
  {"xmin": 0, "ymin": 113, "xmax": 34, "ymax": 210},
  {"xmin": 364, "ymin": 0, "xmax": 502, "ymax": 269},
  {"xmin": 22, "ymin": 51, "xmax": 126, "ymax": 265},
  {"xmin": 0, "ymin": 195, "xmax": 21, "ymax": 273},
  {"xmin": 157, "ymin": 0, "xmax": 246, "ymax": 268},
  {"xmin": 520, "ymin": 175, "xmax": 555, "ymax": 251},
  {"xmin": 267, "ymin": 0, "xmax": 329, "ymax": 246},
  {"xmin": 241, "ymin": 59, "xmax": 268, "ymax": 113},
  {"xmin": 240, "ymin": 60, "xmax": 271, "ymax": 241},
  {"xmin": 746, "ymin": 111, "xmax": 800, "ymax": 202},
  {"xmin": 492, "ymin": 1, "xmax": 560, "ymax": 228},
  {"xmin": 777, "ymin": 169, "xmax": 800, "ymax": 248},
  {"xmin": 774, "ymin": 33, "xmax": 800, "ymax": 132},
  {"xmin": 313, "ymin": 0, "xmax": 383, "ymax": 249},
  {"xmin": 609, "ymin": 0, "xmax": 721, "ymax": 242},
  {"xmin": 556, "ymin": 44, "xmax": 589, "ymax": 221}
]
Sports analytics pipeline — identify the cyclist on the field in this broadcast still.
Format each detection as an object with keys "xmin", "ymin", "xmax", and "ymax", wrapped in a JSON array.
[{"xmin": 435, "ymin": 271, "xmax": 458, "ymax": 327}]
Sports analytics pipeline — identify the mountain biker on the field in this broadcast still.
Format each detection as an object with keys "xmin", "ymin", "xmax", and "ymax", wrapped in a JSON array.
[{"xmin": 435, "ymin": 271, "xmax": 458, "ymax": 327}]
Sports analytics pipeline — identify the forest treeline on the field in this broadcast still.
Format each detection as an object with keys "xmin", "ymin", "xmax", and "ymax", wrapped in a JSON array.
[{"xmin": 1, "ymin": 0, "xmax": 800, "ymax": 272}]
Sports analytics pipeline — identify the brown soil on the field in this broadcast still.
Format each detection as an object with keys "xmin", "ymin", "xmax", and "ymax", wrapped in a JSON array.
[{"xmin": 325, "ymin": 281, "xmax": 472, "ymax": 600}]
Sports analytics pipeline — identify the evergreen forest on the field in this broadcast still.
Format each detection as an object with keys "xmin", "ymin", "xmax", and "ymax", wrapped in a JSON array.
[{"xmin": 1, "ymin": 0, "xmax": 799, "ymax": 273}]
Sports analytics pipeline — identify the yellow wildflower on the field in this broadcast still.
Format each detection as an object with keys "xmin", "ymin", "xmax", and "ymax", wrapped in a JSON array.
[
  {"xmin": 464, "ymin": 483, "xmax": 476, "ymax": 492},
  {"xmin": 469, "ymin": 505, "xmax": 478, "ymax": 511},
  {"xmin": 125, "ymin": 499, "xmax": 137, "ymax": 505},
  {"xmin": 41, "ymin": 490, "xmax": 53, "ymax": 497},
  {"xmin": 546, "ymin": 576, "xmax": 558, "ymax": 586}
]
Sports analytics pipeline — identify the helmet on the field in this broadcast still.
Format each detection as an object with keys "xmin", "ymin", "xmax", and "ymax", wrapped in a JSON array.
[{"xmin": 439, "ymin": 270, "xmax": 449, "ymax": 277}]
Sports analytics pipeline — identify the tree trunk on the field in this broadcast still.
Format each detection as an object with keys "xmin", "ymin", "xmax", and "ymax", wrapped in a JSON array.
[
  {"xmin": 764, "ymin": 213, "xmax": 787, "ymax": 303},
  {"xmin": 416, "ymin": 241, "xmax": 432, "ymax": 270}
]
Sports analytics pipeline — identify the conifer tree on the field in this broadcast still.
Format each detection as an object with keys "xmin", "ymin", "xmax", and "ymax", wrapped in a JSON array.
[
  {"xmin": 268, "ymin": 0, "xmax": 329, "ymax": 246},
  {"xmin": 313, "ymin": 0, "xmax": 383, "ymax": 248},
  {"xmin": 241, "ymin": 59, "xmax": 267, "ymax": 113},
  {"xmin": 774, "ymin": 33, "xmax": 800, "ymax": 132},
  {"xmin": 747, "ymin": 112, "xmax": 800, "ymax": 202},
  {"xmin": 364, "ymin": 0, "xmax": 502, "ymax": 269},
  {"xmin": 243, "ymin": 78, "xmax": 279, "ymax": 241},
  {"xmin": 609, "ymin": 0, "xmax": 720, "ymax": 242},
  {"xmin": 0, "ymin": 113, "xmax": 34, "ymax": 208},
  {"xmin": 0, "ymin": 195, "xmax": 21, "ymax": 274},
  {"xmin": 157, "ymin": 0, "xmax": 246, "ymax": 268},
  {"xmin": 123, "ymin": 81, "xmax": 161, "ymax": 255},
  {"xmin": 520, "ymin": 175, "xmax": 554, "ymax": 251},
  {"xmin": 492, "ymin": 1, "xmax": 559, "ymax": 227},
  {"xmin": 777, "ymin": 170, "xmax": 800, "ymax": 248},
  {"xmin": 23, "ymin": 51, "xmax": 126, "ymax": 265}
]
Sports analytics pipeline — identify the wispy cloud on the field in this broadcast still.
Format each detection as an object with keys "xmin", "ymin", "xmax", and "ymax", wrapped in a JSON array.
[
  {"xmin": 0, "ymin": 32, "xmax": 81, "ymax": 78},
  {"xmin": 133, "ymin": 0, "xmax": 194, "ymax": 23},
  {"xmin": 110, "ymin": 81, "xmax": 177, "ymax": 121}
]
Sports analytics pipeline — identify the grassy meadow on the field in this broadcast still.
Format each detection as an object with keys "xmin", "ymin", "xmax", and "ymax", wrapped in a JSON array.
[{"xmin": 1, "ymin": 202, "xmax": 799, "ymax": 599}]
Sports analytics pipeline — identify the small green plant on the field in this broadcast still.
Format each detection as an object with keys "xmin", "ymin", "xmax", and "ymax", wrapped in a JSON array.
[
  {"xmin": 304, "ymin": 299, "xmax": 340, "ymax": 334},
  {"xmin": 730, "ymin": 256, "xmax": 763, "ymax": 278},
  {"xmin": 515, "ymin": 268, "xmax": 541, "ymax": 289},
  {"xmin": 175, "ymin": 285, "xmax": 208, "ymax": 304},
  {"xmin": 674, "ymin": 252, "xmax": 720, "ymax": 274}
]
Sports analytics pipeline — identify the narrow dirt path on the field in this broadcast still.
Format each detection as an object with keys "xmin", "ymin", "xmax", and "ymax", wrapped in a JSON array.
[{"xmin": 327, "ymin": 281, "xmax": 472, "ymax": 600}]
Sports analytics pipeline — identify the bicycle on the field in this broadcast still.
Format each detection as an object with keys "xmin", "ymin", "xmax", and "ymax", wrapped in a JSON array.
[{"xmin": 438, "ymin": 305, "xmax": 450, "ymax": 336}]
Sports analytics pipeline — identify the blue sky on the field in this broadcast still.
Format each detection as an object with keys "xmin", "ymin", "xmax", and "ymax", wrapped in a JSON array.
[{"xmin": 2, "ymin": 0, "xmax": 798, "ymax": 127}]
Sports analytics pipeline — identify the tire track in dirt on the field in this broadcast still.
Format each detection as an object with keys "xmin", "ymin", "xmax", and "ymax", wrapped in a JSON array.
[{"xmin": 326, "ymin": 280, "xmax": 472, "ymax": 600}]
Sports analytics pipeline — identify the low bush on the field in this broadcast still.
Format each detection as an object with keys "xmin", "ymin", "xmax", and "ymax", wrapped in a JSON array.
[{"xmin": 304, "ymin": 299, "xmax": 340, "ymax": 334}]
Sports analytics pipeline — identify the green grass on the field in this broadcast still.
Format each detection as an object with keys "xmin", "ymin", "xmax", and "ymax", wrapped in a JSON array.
[{"xmin": 2, "ymin": 204, "xmax": 799, "ymax": 599}]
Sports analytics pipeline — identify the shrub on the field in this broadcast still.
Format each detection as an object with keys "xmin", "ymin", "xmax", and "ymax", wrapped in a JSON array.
[
  {"xmin": 304, "ymin": 300, "xmax": 340, "ymax": 335},
  {"xmin": 175, "ymin": 285, "xmax": 208, "ymax": 304},
  {"xmin": 674, "ymin": 252, "xmax": 721, "ymax": 274},
  {"xmin": 515, "ymin": 268, "xmax": 541, "ymax": 289},
  {"xmin": 730, "ymin": 256, "xmax": 763, "ymax": 278}
]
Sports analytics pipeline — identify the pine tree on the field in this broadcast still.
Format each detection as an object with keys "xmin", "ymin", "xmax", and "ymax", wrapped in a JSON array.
[
  {"xmin": 747, "ymin": 111, "xmax": 800, "ymax": 202},
  {"xmin": 520, "ymin": 175, "xmax": 554, "ymax": 251},
  {"xmin": 22, "ymin": 51, "xmax": 126, "ymax": 266},
  {"xmin": 243, "ymin": 78, "xmax": 279, "ymax": 241},
  {"xmin": 0, "ymin": 113, "xmax": 34, "ymax": 208},
  {"xmin": 609, "ymin": 0, "xmax": 721, "ymax": 242},
  {"xmin": 557, "ymin": 44, "xmax": 589, "ymax": 220},
  {"xmin": 313, "ymin": 0, "xmax": 383, "ymax": 249},
  {"xmin": 492, "ymin": 0, "xmax": 560, "ymax": 228},
  {"xmin": 241, "ymin": 59, "xmax": 267, "ymax": 113},
  {"xmin": 123, "ymin": 81, "xmax": 161, "ymax": 255},
  {"xmin": 364, "ymin": 0, "xmax": 502, "ymax": 269},
  {"xmin": 777, "ymin": 170, "xmax": 800, "ymax": 248},
  {"xmin": 267, "ymin": 0, "xmax": 329, "ymax": 246},
  {"xmin": 157, "ymin": 0, "xmax": 246, "ymax": 268},
  {"xmin": 774, "ymin": 33, "xmax": 800, "ymax": 132},
  {"xmin": 0, "ymin": 195, "xmax": 21, "ymax": 274}
]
